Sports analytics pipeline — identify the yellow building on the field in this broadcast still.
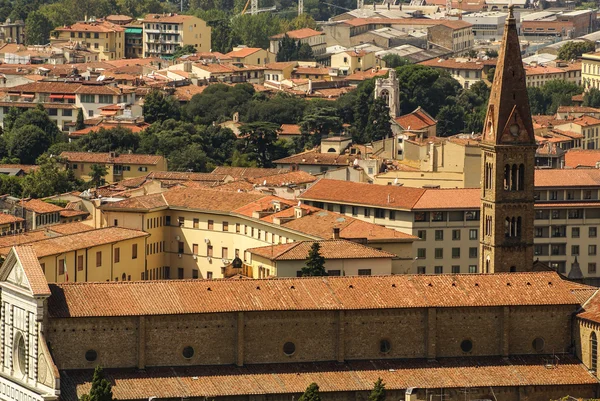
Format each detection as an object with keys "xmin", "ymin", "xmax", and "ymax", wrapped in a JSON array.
[
  {"xmin": 582, "ymin": 51, "xmax": 600, "ymax": 91},
  {"xmin": 142, "ymin": 14, "xmax": 211, "ymax": 59},
  {"xmin": 60, "ymin": 151, "xmax": 167, "ymax": 183},
  {"xmin": 330, "ymin": 49, "xmax": 378, "ymax": 75},
  {"xmin": 0, "ymin": 226, "xmax": 148, "ymax": 283},
  {"xmin": 100, "ymin": 187, "xmax": 417, "ymax": 279},
  {"xmin": 225, "ymin": 46, "xmax": 275, "ymax": 65},
  {"xmin": 52, "ymin": 20, "xmax": 125, "ymax": 61},
  {"xmin": 247, "ymin": 239, "xmax": 395, "ymax": 277}
]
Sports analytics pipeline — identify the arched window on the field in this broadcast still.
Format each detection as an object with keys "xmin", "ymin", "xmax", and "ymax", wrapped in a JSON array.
[
  {"xmin": 516, "ymin": 216, "xmax": 522, "ymax": 238},
  {"xmin": 14, "ymin": 332, "xmax": 26, "ymax": 375},
  {"xmin": 518, "ymin": 164, "xmax": 525, "ymax": 191},
  {"xmin": 121, "ymin": 273, "xmax": 126, "ymax": 281},
  {"xmin": 327, "ymin": 148, "xmax": 336, "ymax": 153},
  {"xmin": 505, "ymin": 217, "xmax": 510, "ymax": 237},
  {"xmin": 511, "ymin": 217, "xmax": 517, "ymax": 237},
  {"xmin": 504, "ymin": 165, "xmax": 511, "ymax": 190},
  {"xmin": 511, "ymin": 164, "xmax": 518, "ymax": 191},
  {"xmin": 380, "ymin": 89, "xmax": 390, "ymax": 105},
  {"xmin": 591, "ymin": 332, "xmax": 598, "ymax": 373}
]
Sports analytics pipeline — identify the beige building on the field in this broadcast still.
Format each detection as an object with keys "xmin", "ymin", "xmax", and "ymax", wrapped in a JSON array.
[
  {"xmin": 525, "ymin": 62, "xmax": 582, "ymax": 88},
  {"xmin": 225, "ymin": 46, "xmax": 275, "ymax": 65},
  {"xmin": 582, "ymin": 51, "xmax": 600, "ymax": 91},
  {"xmin": 555, "ymin": 115, "xmax": 600, "ymax": 150},
  {"xmin": 330, "ymin": 49, "xmax": 378, "ymax": 75},
  {"xmin": 99, "ymin": 187, "xmax": 416, "ymax": 279},
  {"xmin": 52, "ymin": 20, "xmax": 126, "ymax": 61},
  {"xmin": 420, "ymin": 58, "xmax": 492, "ymax": 89},
  {"xmin": 61, "ymin": 152, "xmax": 167, "ymax": 183},
  {"xmin": 269, "ymin": 28, "xmax": 327, "ymax": 57},
  {"xmin": 142, "ymin": 14, "xmax": 211, "ymax": 59},
  {"xmin": 247, "ymin": 239, "xmax": 395, "ymax": 277}
]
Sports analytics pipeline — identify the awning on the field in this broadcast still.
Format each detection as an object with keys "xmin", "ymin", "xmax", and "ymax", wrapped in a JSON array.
[
  {"xmin": 21, "ymin": 94, "xmax": 34, "ymax": 98},
  {"xmin": 49, "ymin": 94, "xmax": 64, "ymax": 99},
  {"xmin": 63, "ymin": 95, "xmax": 76, "ymax": 100}
]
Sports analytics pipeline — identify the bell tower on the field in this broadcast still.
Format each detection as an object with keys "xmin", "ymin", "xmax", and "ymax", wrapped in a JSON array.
[{"xmin": 479, "ymin": 6, "xmax": 536, "ymax": 274}]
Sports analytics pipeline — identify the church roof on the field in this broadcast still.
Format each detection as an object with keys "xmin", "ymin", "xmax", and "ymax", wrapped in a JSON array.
[
  {"xmin": 59, "ymin": 355, "xmax": 596, "ymax": 401},
  {"xmin": 47, "ymin": 271, "xmax": 582, "ymax": 318},
  {"xmin": 481, "ymin": 6, "xmax": 535, "ymax": 146},
  {"xmin": 13, "ymin": 246, "xmax": 50, "ymax": 296}
]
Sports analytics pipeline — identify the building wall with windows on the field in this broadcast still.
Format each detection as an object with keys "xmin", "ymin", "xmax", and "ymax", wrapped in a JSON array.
[
  {"xmin": 52, "ymin": 21, "xmax": 125, "ymax": 61},
  {"xmin": 142, "ymin": 14, "xmax": 211, "ymax": 59}
]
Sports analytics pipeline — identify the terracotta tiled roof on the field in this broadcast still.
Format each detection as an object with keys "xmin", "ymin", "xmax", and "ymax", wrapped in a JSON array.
[
  {"xmin": 172, "ymin": 84, "xmax": 206, "ymax": 101},
  {"xmin": 226, "ymin": 47, "xmax": 263, "ymax": 58},
  {"xmin": 271, "ymin": 28, "xmax": 324, "ymax": 40},
  {"xmin": 557, "ymin": 106, "xmax": 600, "ymax": 114},
  {"xmin": 20, "ymin": 199, "xmax": 64, "ymax": 214},
  {"xmin": 8, "ymin": 81, "xmax": 121, "ymax": 95},
  {"xmin": 248, "ymin": 239, "xmax": 395, "ymax": 260},
  {"xmin": 59, "ymin": 209, "xmax": 89, "ymax": 218},
  {"xmin": 47, "ymin": 271, "xmax": 581, "ymax": 318},
  {"xmin": 0, "ymin": 227, "xmax": 148, "ymax": 258},
  {"xmin": 101, "ymin": 192, "xmax": 168, "ymax": 211},
  {"xmin": 279, "ymin": 124, "xmax": 301, "ymax": 135},
  {"xmin": 524, "ymin": 64, "xmax": 564, "ymax": 75},
  {"xmin": 47, "ymin": 222, "xmax": 95, "ymax": 235},
  {"xmin": 249, "ymin": 170, "xmax": 317, "ymax": 186},
  {"xmin": 0, "ymin": 164, "xmax": 38, "ymax": 173},
  {"xmin": 0, "ymin": 214, "xmax": 23, "ymax": 224},
  {"xmin": 420, "ymin": 58, "xmax": 489, "ymax": 70},
  {"xmin": 141, "ymin": 14, "xmax": 195, "ymax": 23},
  {"xmin": 12, "ymin": 246, "xmax": 50, "ymax": 296},
  {"xmin": 293, "ymin": 67, "xmax": 330, "ymax": 75},
  {"xmin": 264, "ymin": 61, "xmax": 297, "ymax": 70},
  {"xmin": 274, "ymin": 149, "xmax": 361, "ymax": 166},
  {"xmin": 345, "ymin": 68, "xmax": 389, "ymax": 81},
  {"xmin": 413, "ymin": 188, "xmax": 480, "ymax": 210},
  {"xmin": 58, "ymin": 355, "xmax": 596, "ymax": 401},
  {"xmin": 54, "ymin": 21, "xmax": 125, "ymax": 33},
  {"xmin": 0, "ymin": 231, "xmax": 51, "ymax": 248},
  {"xmin": 212, "ymin": 180, "xmax": 258, "ymax": 193},
  {"xmin": 565, "ymin": 150, "xmax": 600, "ymax": 168},
  {"xmin": 299, "ymin": 179, "xmax": 426, "ymax": 210},
  {"xmin": 60, "ymin": 152, "xmax": 164, "ymax": 165},
  {"xmin": 394, "ymin": 107, "xmax": 437, "ymax": 131},
  {"xmin": 211, "ymin": 167, "xmax": 290, "ymax": 179},
  {"xmin": 534, "ymin": 168, "xmax": 600, "ymax": 187}
]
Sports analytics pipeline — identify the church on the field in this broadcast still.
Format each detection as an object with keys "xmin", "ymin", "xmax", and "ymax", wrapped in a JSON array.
[{"xmin": 0, "ymin": 7, "xmax": 600, "ymax": 401}]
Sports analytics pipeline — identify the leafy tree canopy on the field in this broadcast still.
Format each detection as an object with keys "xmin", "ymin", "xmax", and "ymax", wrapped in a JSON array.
[{"xmin": 557, "ymin": 41, "xmax": 595, "ymax": 61}]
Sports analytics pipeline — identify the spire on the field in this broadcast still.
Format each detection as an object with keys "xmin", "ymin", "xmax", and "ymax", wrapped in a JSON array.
[{"xmin": 481, "ymin": 5, "xmax": 535, "ymax": 146}]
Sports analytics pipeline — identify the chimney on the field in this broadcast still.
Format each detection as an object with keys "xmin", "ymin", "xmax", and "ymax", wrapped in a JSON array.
[
  {"xmin": 294, "ymin": 206, "xmax": 306, "ymax": 218},
  {"xmin": 332, "ymin": 227, "xmax": 340, "ymax": 239}
]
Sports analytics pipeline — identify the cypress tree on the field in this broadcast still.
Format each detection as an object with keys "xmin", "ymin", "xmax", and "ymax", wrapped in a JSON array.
[
  {"xmin": 369, "ymin": 378, "xmax": 386, "ymax": 401},
  {"xmin": 301, "ymin": 243, "xmax": 326, "ymax": 277},
  {"xmin": 298, "ymin": 383, "xmax": 322, "ymax": 401}
]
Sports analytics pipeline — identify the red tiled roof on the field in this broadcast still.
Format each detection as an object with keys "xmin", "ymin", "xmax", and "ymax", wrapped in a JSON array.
[
  {"xmin": 47, "ymin": 222, "xmax": 94, "ymax": 235},
  {"xmin": 212, "ymin": 167, "xmax": 290, "ymax": 179},
  {"xmin": 557, "ymin": 106, "xmax": 600, "ymax": 114},
  {"xmin": 249, "ymin": 170, "xmax": 317, "ymax": 186},
  {"xmin": 394, "ymin": 107, "xmax": 437, "ymax": 131},
  {"xmin": 226, "ymin": 47, "xmax": 263, "ymax": 58},
  {"xmin": 141, "ymin": 14, "xmax": 195, "ymax": 23},
  {"xmin": 248, "ymin": 239, "xmax": 395, "ymax": 260},
  {"xmin": 300, "ymin": 179, "xmax": 426, "ymax": 210},
  {"xmin": 565, "ymin": 150, "xmax": 600, "ymax": 168},
  {"xmin": 20, "ymin": 199, "xmax": 64, "ymax": 214},
  {"xmin": 413, "ymin": 188, "xmax": 480, "ymax": 210},
  {"xmin": 12, "ymin": 246, "xmax": 50, "ymax": 296},
  {"xmin": 58, "ymin": 355, "xmax": 596, "ymax": 401},
  {"xmin": 274, "ymin": 149, "xmax": 361, "ymax": 166},
  {"xmin": 54, "ymin": 21, "xmax": 125, "ymax": 33},
  {"xmin": 534, "ymin": 168, "xmax": 600, "ymax": 187},
  {"xmin": 279, "ymin": 124, "xmax": 301, "ymax": 135},
  {"xmin": 60, "ymin": 152, "xmax": 164, "ymax": 165},
  {"xmin": 47, "ymin": 271, "xmax": 581, "ymax": 318},
  {"xmin": 271, "ymin": 28, "xmax": 324, "ymax": 40}
]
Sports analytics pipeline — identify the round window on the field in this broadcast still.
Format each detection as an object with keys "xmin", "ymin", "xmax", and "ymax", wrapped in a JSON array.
[
  {"xmin": 379, "ymin": 339, "xmax": 391, "ymax": 354},
  {"xmin": 283, "ymin": 342, "xmax": 296, "ymax": 356},
  {"xmin": 532, "ymin": 337, "xmax": 545, "ymax": 352},
  {"xmin": 15, "ymin": 334, "xmax": 26, "ymax": 374},
  {"xmin": 460, "ymin": 339, "xmax": 473, "ymax": 353},
  {"xmin": 182, "ymin": 346, "xmax": 194, "ymax": 359},
  {"xmin": 85, "ymin": 350, "xmax": 97, "ymax": 362}
]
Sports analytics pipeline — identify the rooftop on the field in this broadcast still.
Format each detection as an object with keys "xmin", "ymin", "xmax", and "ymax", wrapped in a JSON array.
[
  {"xmin": 565, "ymin": 150, "xmax": 600, "ymax": 168},
  {"xmin": 248, "ymin": 239, "xmax": 395, "ymax": 260},
  {"xmin": 394, "ymin": 107, "xmax": 437, "ymax": 131},
  {"xmin": 271, "ymin": 28, "xmax": 324, "ymax": 40},
  {"xmin": 60, "ymin": 152, "xmax": 164, "ymax": 165}
]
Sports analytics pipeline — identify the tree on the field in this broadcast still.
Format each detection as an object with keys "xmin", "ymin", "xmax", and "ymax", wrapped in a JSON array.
[
  {"xmin": 169, "ymin": 144, "xmax": 214, "ymax": 172},
  {"xmin": 89, "ymin": 164, "xmax": 108, "ymax": 187},
  {"xmin": 487, "ymin": 67, "xmax": 496, "ymax": 83},
  {"xmin": 25, "ymin": 10, "xmax": 53, "ymax": 45},
  {"xmin": 298, "ymin": 383, "xmax": 321, "ymax": 401},
  {"xmin": 239, "ymin": 122, "xmax": 281, "ymax": 167},
  {"xmin": 364, "ymin": 97, "xmax": 392, "ymax": 142},
  {"xmin": 173, "ymin": 44, "xmax": 197, "ymax": 59},
  {"xmin": 557, "ymin": 41, "xmax": 595, "ymax": 61},
  {"xmin": 80, "ymin": 366, "xmax": 114, "ymax": 401},
  {"xmin": 230, "ymin": 13, "xmax": 282, "ymax": 49},
  {"xmin": 583, "ymin": 88, "xmax": 600, "ymax": 108},
  {"xmin": 79, "ymin": 127, "xmax": 140, "ymax": 153},
  {"xmin": 184, "ymin": 83, "xmax": 255, "ymax": 125},
  {"xmin": 466, "ymin": 49, "xmax": 477, "ymax": 58},
  {"xmin": 301, "ymin": 242, "xmax": 326, "ymax": 277},
  {"xmin": 297, "ymin": 43, "xmax": 315, "ymax": 61},
  {"xmin": 382, "ymin": 53, "xmax": 408, "ymax": 68},
  {"xmin": 76, "ymin": 108, "xmax": 85, "ymax": 130},
  {"xmin": 3, "ymin": 107, "xmax": 22, "ymax": 132},
  {"xmin": 22, "ymin": 155, "xmax": 77, "ymax": 198},
  {"xmin": 142, "ymin": 89, "xmax": 181, "ymax": 124},
  {"xmin": 369, "ymin": 378, "xmax": 386, "ymax": 401},
  {"xmin": 276, "ymin": 35, "xmax": 299, "ymax": 62},
  {"xmin": 8, "ymin": 125, "xmax": 54, "ymax": 164},
  {"xmin": 300, "ymin": 105, "xmax": 342, "ymax": 146},
  {"xmin": 485, "ymin": 49, "xmax": 498, "ymax": 58},
  {"xmin": 436, "ymin": 103, "xmax": 466, "ymax": 136}
]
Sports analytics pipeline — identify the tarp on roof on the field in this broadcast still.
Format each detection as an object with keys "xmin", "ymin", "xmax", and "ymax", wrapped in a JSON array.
[{"xmin": 125, "ymin": 28, "xmax": 143, "ymax": 34}]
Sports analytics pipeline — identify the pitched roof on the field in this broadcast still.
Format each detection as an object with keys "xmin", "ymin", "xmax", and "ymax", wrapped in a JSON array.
[
  {"xmin": 413, "ymin": 188, "xmax": 480, "ymax": 210},
  {"xmin": 47, "ymin": 271, "xmax": 580, "ymax": 318},
  {"xmin": 271, "ymin": 28, "xmax": 324, "ymax": 40},
  {"xmin": 249, "ymin": 170, "xmax": 317, "ymax": 186},
  {"xmin": 141, "ymin": 14, "xmax": 195, "ymax": 23},
  {"xmin": 211, "ymin": 166, "xmax": 290, "ymax": 179},
  {"xmin": 226, "ymin": 47, "xmax": 263, "ymax": 58},
  {"xmin": 571, "ymin": 115, "xmax": 600, "ymax": 126},
  {"xmin": 20, "ymin": 199, "xmax": 64, "ymax": 214},
  {"xmin": 534, "ymin": 169, "xmax": 600, "ymax": 187},
  {"xmin": 274, "ymin": 149, "xmax": 361, "ymax": 166},
  {"xmin": 0, "ymin": 214, "xmax": 23, "ymax": 224},
  {"xmin": 0, "ymin": 228, "xmax": 148, "ymax": 258},
  {"xmin": 279, "ymin": 124, "xmax": 301, "ymax": 135},
  {"xmin": 248, "ymin": 239, "xmax": 395, "ymax": 260},
  {"xmin": 47, "ymin": 222, "xmax": 95, "ymax": 235},
  {"xmin": 60, "ymin": 152, "xmax": 164, "ymax": 165},
  {"xmin": 420, "ymin": 58, "xmax": 489, "ymax": 70},
  {"xmin": 13, "ymin": 246, "xmax": 50, "ymax": 296},
  {"xmin": 54, "ymin": 21, "xmax": 125, "ymax": 33},
  {"xmin": 557, "ymin": 106, "xmax": 600, "ymax": 114},
  {"xmin": 299, "ymin": 179, "xmax": 426, "ymax": 210},
  {"xmin": 565, "ymin": 149, "xmax": 600, "ymax": 168},
  {"xmin": 394, "ymin": 107, "xmax": 437, "ymax": 131},
  {"xmin": 58, "ymin": 355, "xmax": 596, "ymax": 401}
]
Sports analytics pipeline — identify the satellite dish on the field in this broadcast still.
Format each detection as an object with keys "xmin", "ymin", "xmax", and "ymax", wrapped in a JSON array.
[{"xmin": 353, "ymin": 159, "xmax": 359, "ymax": 166}]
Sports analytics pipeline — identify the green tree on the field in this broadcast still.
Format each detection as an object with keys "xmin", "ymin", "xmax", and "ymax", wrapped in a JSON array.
[
  {"xmin": 169, "ymin": 143, "xmax": 214, "ymax": 172},
  {"xmin": 238, "ymin": 122, "xmax": 281, "ymax": 167},
  {"xmin": 8, "ymin": 125, "xmax": 54, "ymax": 164},
  {"xmin": 184, "ymin": 83, "xmax": 255, "ymax": 125},
  {"xmin": 142, "ymin": 89, "xmax": 181, "ymax": 124},
  {"xmin": 583, "ymin": 88, "xmax": 600, "ymax": 108},
  {"xmin": 485, "ymin": 49, "xmax": 498, "ymax": 58},
  {"xmin": 25, "ymin": 10, "xmax": 53, "ymax": 45},
  {"xmin": 301, "ymin": 242, "xmax": 326, "ymax": 276},
  {"xmin": 89, "ymin": 164, "xmax": 108, "ymax": 187},
  {"xmin": 76, "ymin": 108, "xmax": 85, "ymax": 130},
  {"xmin": 369, "ymin": 378, "xmax": 386, "ymax": 401},
  {"xmin": 230, "ymin": 13, "xmax": 282, "ymax": 49},
  {"xmin": 299, "ymin": 383, "xmax": 322, "ymax": 401},
  {"xmin": 80, "ymin": 366, "xmax": 114, "ymax": 401},
  {"xmin": 382, "ymin": 54, "xmax": 408, "ymax": 68},
  {"xmin": 276, "ymin": 35, "xmax": 299, "ymax": 62},
  {"xmin": 487, "ymin": 67, "xmax": 496, "ymax": 83},
  {"xmin": 436, "ymin": 103, "xmax": 466, "ymax": 136},
  {"xmin": 79, "ymin": 127, "xmax": 140, "ymax": 153},
  {"xmin": 173, "ymin": 44, "xmax": 197, "ymax": 59},
  {"xmin": 300, "ymin": 105, "xmax": 342, "ymax": 146},
  {"xmin": 364, "ymin": 97, "xmax": 392, "ymax": 142},
  {"xmin": 297, "ymin": 43, "xmax": 314, "ymax": 61},
  {"xmin": 3, "ymin": 107, "xmax": 22, "ymax": 132},
  {"xmin": 195, "ymin": 9, "xmax": 233, "ymax": 53},
  {"xmin": 557, "ymin": 41, "xmax": 595, "ymax": 61},
  {"xmin": 466, "ymin": 49, "xmax": 477, "ymax": 58},
  {"xmin": 22, "ymin": 155, "xmax": 76, "ymax": 198}
]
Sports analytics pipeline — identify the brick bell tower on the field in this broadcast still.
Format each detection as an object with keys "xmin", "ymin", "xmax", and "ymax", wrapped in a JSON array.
[{"xmin": 479, "ymin": 6, "xmax": 536, "ymax": 274}]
